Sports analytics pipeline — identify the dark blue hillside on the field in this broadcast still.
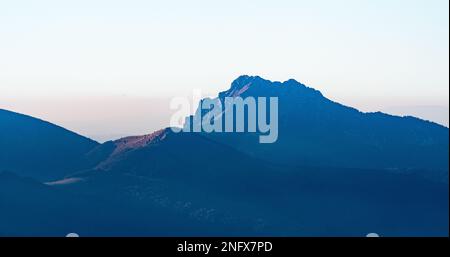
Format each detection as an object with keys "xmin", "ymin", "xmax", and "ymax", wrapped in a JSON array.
[
  {"xmin": 0, "ymin": 75, "xmax": 448, "ymax": 236},
  {"xmin": 190, "ymin": 76, "xmax": 448, "ymax": 181},
  {"xmin": 0, "ymin": 109, "xmax": 99, "ymax": 181}
]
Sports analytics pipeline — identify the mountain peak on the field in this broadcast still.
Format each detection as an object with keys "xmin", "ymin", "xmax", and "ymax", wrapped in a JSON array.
[
  {"xmin": 221, "ymin": 75, "xmax": 266, "ymax": 97},
  {"xmin": 230, "ymin": 75, "xmax": 305, "ymax": 88},
  {"xmin": 232, "ymin": 75, "xmax": 265, "ymax": 85},
  {"xmin": 219, "ymin": 75, "xmax": 321, "ymax": 99}
]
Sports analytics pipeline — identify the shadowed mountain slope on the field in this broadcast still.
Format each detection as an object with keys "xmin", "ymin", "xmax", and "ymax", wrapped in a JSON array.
[
  {"xmin": 1, "ymin": 75, "xmax": 448, "ymax": 236},
  {"xmin": 0, "ymin": 109, "xmax": 99, "ymax": 181},
  {"xmin": 187, "ymin": 76, "xmax": 448, "ymax": 181}
]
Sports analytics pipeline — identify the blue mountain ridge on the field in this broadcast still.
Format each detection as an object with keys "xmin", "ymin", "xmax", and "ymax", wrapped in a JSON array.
[{"xmin": 0, "ymin": 75, "xmax": 448, "ymax": 236}]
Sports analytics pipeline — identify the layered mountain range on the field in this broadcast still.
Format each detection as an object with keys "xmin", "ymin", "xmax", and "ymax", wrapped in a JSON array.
[{"xmin": 0, "ymin": 76, "xmax": 448, "ymax": 236}]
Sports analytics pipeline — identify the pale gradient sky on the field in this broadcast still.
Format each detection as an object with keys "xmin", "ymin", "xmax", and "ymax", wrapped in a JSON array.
[{"xmin": 0, "ymin": 0, "xmax": 448, "ymax": 141}]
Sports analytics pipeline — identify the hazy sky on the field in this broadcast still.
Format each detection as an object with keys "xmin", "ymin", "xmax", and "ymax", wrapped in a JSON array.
[{"xmin": 0, "ymin": 0, "xmax": 448, "ymax": 141}]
